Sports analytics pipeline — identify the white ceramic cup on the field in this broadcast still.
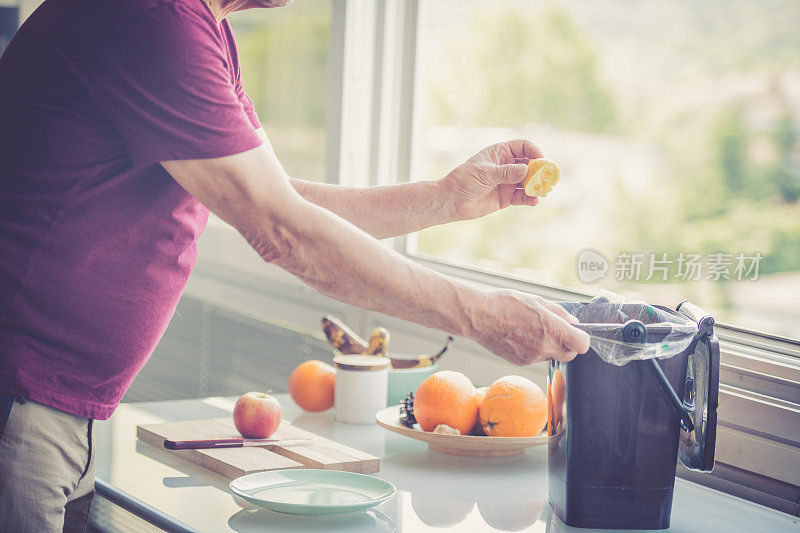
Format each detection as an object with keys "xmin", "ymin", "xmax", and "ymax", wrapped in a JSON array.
[{"xmin": 333, "ymin": 355, "xmax": 390, "ymax": 424}]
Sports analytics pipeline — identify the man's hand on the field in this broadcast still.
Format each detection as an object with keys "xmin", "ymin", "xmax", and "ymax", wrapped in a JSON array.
[
  {"xmin": 474, "ymin": 290, "xmax": 590, "ymax": 365},
  {"xmin": 287, "ymin": 136, "xmax": 546, "ymax": 238},
  {"xmin": 438, "ymin": 139, "xmax": 542, "ymax": 221}
]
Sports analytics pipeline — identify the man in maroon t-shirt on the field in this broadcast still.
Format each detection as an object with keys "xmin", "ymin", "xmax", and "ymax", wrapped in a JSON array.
[{"xmin": 0, "ymin": 0, "xmax": 590, "ymax": 529}]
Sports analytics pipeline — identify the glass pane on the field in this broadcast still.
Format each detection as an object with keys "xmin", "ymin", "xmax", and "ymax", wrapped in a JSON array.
[
  {"xmin": 229, "ymin": 0, "xmax": 331, "ymax": 181},
  {"xmin": 0, "ymin": 5, "xmax": 18, "ymax": 55},
  {"xmin": 413, "ymin": 0, "xmax": 800, "ymax": 340}
]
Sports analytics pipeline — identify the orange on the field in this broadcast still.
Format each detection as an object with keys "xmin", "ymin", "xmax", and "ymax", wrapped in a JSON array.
[
  {"xmin": 288, "ymin": 360, "xmax": 335, "ymax": 412},
  {"xmin": 548, "ymin": 368, "xmax": 565, "ymax": 433},
  {"xmin": 476, "ymin": 386, "xmax": 487, "ymax": 404},
  {"xmin": 480, "ymin": 375, "xmax": 547, "ymax": 437},
  {"xmin": 414, "ymin": 371, "xmax": 479, "ymax": 435},
  {"xmin": 471, "ymin": 386, "xmax": 488, "ymax": 435}
]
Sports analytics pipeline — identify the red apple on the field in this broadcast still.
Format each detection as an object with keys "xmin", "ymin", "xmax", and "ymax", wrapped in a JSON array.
[{"xmin": 233, "ymin": 392, "xmax": 282, "ymax": 438}]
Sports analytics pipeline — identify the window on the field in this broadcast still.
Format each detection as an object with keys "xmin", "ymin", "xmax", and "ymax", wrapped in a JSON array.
[
  {"xmin": 229, "ymin": 0, "xmax": 332, "ymax": 182},
  {"xmin": 0, "ymin": 5, "xmax": 17, "ymax": 54},
  {"xmin": 410, "ymin": 0, "xmax": 800, "ymax": 341},
  {"xmin": 201, "ymin": 1, "xmax": 333, "ymax": 235}
]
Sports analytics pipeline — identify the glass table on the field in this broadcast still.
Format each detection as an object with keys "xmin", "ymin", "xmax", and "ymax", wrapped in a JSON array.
[{"xmin": 93, "ymin": 394, "xmax": 799, "ymax": 532}]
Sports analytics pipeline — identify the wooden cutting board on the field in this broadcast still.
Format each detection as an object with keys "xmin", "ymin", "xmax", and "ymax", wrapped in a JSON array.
[{"xmin": 137, "ymin": 418, "xmax": 380, "ymax": 480}]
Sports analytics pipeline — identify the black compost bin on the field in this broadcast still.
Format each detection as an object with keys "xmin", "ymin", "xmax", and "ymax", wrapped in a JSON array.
[{"xmin": 548, "ymin": 300, "xmax": 719, "ymax": 529}]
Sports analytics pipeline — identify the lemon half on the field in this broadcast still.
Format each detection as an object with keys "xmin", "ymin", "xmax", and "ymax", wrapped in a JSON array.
[{"xmin": 523, "ymin": 158, "xmax": 560, "ymax": 197}]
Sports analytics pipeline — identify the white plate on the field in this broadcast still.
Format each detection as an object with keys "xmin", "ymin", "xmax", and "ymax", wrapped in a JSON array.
[
  {"xmin": 376, "ymin": 405, "xmax": 557, "ymax": 457},
  {"xmin": 229, "ymin": 470, "xmax": 396, "ymax": 517}
]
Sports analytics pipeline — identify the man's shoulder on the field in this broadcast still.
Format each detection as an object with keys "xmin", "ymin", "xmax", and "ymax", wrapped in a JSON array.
[
  {"xmin": 27, "ymin": 0, "xmax": 217, "ymax": 52},
  {"xmin": 20, "ymin": 0, "xmax": 219, "ymax": 64},
  {"xmin": 98, "ymin": 0, "xmax": 217, "ymax": 34},
  {"xmin": 37, "ymin": 0, "xmax": 216, "ymax": 40}
]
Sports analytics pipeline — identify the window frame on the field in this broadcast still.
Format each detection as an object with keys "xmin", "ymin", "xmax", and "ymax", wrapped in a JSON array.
[
  {"xmin": 382, "ymin": 0, "xmax": 800, "ymax": 360},
  {"xmin": 333, "ymin": 0, "xmax": 800, "ymax": 512}
]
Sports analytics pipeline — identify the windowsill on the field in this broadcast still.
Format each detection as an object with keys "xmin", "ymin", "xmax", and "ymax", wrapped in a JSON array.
[
  {"xmin": 194, "ymin": 219, "xmax": 800, "ymax": 376},
  {"xmin": 188, "ymin": 219, "xmax": 800, "ymax": 513}
]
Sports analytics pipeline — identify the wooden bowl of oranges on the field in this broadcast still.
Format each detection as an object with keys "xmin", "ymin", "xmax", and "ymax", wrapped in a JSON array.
[{"xmin": 376, "ymin": 371, "xmax": 563, "ymax": 457}]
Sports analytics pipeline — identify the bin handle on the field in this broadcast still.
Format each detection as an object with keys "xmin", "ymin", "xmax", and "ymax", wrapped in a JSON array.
[
  {"xmin": 676, "ymin": 302, "xmax": 719, "ymax": 471},
  {"xmin": 622, "ymin": 320, "xmax": 695, "ymax": 432}
]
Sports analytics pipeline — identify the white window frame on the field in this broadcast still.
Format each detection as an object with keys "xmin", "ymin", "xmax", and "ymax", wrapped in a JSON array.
[{"xmin": 185, "ymin": 0, "xmax": 800, "ymax": 514}]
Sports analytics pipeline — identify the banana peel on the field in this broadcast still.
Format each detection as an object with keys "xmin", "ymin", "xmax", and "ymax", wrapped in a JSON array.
[
  {"xmin": 365, "ymin": 327, "xmax": 390, "ymax": 356},
  {"xmin": 320, "ymin": 315, "xmax": 453, "ymax": 369},
  {"xmin": 321, "ymin": 315, "xmax": 368, "ymax": 355},
  {"xmin": 388, "ymin": 336, "xmax": 453, "ymax": 369}
]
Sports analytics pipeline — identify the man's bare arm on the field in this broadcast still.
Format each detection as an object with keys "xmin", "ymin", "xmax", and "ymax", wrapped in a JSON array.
[
  {"xmin": 161, "ymin": 143, "xmax": 589, "ymax": 364},
  {"xmin": 289, "ymin": 180, "xmax": 455, "ymax": 240},
  {"xmin": 255, "ymin": 128, "xmax": 540, "ymax": 239}
]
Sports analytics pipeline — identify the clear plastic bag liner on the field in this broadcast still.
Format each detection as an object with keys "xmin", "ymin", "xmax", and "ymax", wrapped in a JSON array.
[{"xmin": 559, "ymin": 292, "xmax": 698, "ymax": 366}]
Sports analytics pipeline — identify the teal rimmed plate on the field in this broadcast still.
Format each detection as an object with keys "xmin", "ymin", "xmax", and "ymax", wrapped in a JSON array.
[{"xmin": 229, "ymin": 470, "xmax": 396, "ymax": 517}]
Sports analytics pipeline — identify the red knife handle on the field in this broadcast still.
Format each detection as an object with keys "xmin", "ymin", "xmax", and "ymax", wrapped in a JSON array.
[{"xmin": 164, "ymin": 438, "xmax": 243, "ymax": 450}]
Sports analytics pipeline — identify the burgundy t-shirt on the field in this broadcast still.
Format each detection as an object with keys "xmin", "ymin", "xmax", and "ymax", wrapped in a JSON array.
[{"xmin": 0, "ymin": 0, "xmax": 262, "ymax": 419}]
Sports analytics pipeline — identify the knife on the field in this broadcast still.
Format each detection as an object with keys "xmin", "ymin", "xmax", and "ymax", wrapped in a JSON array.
[{"xmin": 163, "ymin": 437, "xmax": 314, "ymax": 450}]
